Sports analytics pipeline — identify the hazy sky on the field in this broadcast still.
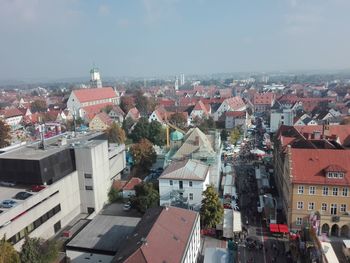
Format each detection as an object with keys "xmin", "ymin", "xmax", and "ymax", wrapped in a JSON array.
[{"xmin": 1, "ymin": 0, "xmax": 350, "ymax": 80}]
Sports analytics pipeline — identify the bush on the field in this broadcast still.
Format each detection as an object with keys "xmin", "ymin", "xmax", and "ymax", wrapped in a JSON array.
[{"xmin": 108, "ymin": 187, "xmax": 122, "ymax": 203}]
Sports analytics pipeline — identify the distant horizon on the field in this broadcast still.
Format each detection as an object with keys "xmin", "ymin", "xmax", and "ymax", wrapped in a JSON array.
[{"xmin": 1, "ymin": 1, "xmax": 350, "ymax": 81}]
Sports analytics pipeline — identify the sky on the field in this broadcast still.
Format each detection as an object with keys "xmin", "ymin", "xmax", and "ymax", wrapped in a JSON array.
[{"xmin": 1, "ymin": 0, "xmax": 350, "ymax": 80}]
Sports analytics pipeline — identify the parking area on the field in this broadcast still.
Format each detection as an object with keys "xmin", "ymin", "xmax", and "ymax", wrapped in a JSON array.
[{"xmin": 100, "ymin": 203, "xmax": 143, "ymax": 218}]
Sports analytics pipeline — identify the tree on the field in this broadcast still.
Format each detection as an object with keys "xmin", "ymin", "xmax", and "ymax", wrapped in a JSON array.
[
  {"xmin": 20, "ymin": 235, "xmax": 58, "ymax": 263},
  {"xmin": 220, "ymin": 129, "xmax": 228, "ymax": 141},
  {"xmin": 30, "ymin": 100, "xmax": 47, "ymax": 113},
  {"xmin": 148, "ymin": 121, "xmax": 166, "ymax": 146},
  {"xmin": 20, "ymin": 235, "xmax": 41, "ymax": 263},
  {"xmin": 120, "ymin": 96, "xmax": 135, "ymax": 114},
  {"xmin": 102, "ymin": 105, "xmax": 113, "ymax": 114},
  {"xmin": 129, "ymin": 138, "xmax": 156, "ymax": 169},
  {"xmin": 134, "ymin": 90, "xmax": 148, "ymax": 116},
  {"xmin": 107, "ymin": 123, "xmax": 126, "ymax": 144},
  {"xmin": 0, "ymin": 120, "xmax": 11, "ymax": 148},
  {"xmin": 169, "ymin": 112, "xmax": 187, "ymax": 130},
  {"xmin": 200, "ymin": 185, "xmax": 224, "ymax": 228},
  {"xmin": 122, "ymin": 117, "xmax": 135, "ymax": 135},
  {"xmin": 131, "ymin": 182, "xmax": 159, "ymax": 213},
  {"xmin": 130, "ymin": 117, "xmax": 150, "ymax": 143},
  {"xmin": 0, "ymin": 236, "xmax": 20, "ymax": 263},
  {"xmin": 230, "ymin": 127, "xmax": 241, "ymax": 145},
  {"xmin": 108, "ymin": 187, "xmax": 122, "ymax": 203}
]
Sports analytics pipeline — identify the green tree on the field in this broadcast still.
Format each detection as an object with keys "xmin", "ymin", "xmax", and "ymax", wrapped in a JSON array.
[
  {"xmin": 30, "ymin": 100, "xmax": 47, "ymax": 113},
  {"xmin": 134, "ymin": 90, "xmax": 149, "ymax": 116},
  {"xmin": 20, "ymin": 235, "xmax": 41, "ymax": 263},
  {"xmin": 108, "ymin": 187, "xmax": 122, "ymax": 203},
  {"xmin": 230, "ymin": 127, "xmax": 241, "ymax": 145},
  {"xmin": 168, "ymin": 112, "xmax": 187, "ymax": 130},
  {"xmin": 0, "ymin": 236, "xmax": 20, "ymax": 263},
  {"xmin": 20, "ymin": 235, "xmax": 58, "ymax": 263},
  {"xmin": 129, "ymin": 138, "xmax": 156, "ymax": 169},
  {"xmin": 148, "ymin": 121, "xmax": 166, "ymax": 146},
  {"xmin": 220, "ymin": 129, "xmax": 228, "ymax": 141},
  {"xmin": 122, "ymin": 117, "xmax": 135, "ymax": 135},
  {"xmin": 0, "ymin": 120, "xmax": 11, "ymax": 148},
  {"xmin": 102, "ymin": 105, "xmax": 113, "ymax": 114},
  {"xmin": 130, "ymin": 117, "xmax": 150, "ymax": 143},
  {"xmin": 200, "ymin": 185, "xmax": 224, "ymax": 228},
  {"xmin": 131, "ymin": 182, "xmax": 159, "ymax": 213},
  {"xmin": 107, "ymin": 123, "xmax": 126, "ymax": 144}
]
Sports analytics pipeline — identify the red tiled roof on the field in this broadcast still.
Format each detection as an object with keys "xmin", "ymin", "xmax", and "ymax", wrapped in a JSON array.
[
  {"xmin": 290, "ymin": 148, "xmax": 350, "ymax": 186},
  {"xmin": 253, "ymin": 92, "xmax": 275, "ymax": 105},
  {"xmin": 294, "ymin": 125, "xmax": 350, "ymax": 145},
  {"xmin": 113, "ymin": 180, "xmax": 127, "ymax": 190},
  {"xmin": 324, "ymin": 164, "xmax": 347, "ymax": 173},
  {"xmin": 94, "ymin": 112, "xmax": 113, "ymax": 126},
  {"xmin": 123, "ymin": 177, "xmax": 142, "ymax": 191},
  {"xmin": 224, "ymin": 97, "xmax": 246, "ymax": 110},
  {"xmin": 127, "ymin": 107, "xmax": 140, "ymax": 121},
  {"xmin": 82, "ymin": 102, "xmax": 113, "ymax": 120},
  {"xmin": 1, "ymin": 108, "xmax": 23, "ymax": 118},
  {"xmin": 193, "ymin": 100, "xmax": 210, "ymax": 115},
  {"xmin": 73, "ymin": 87, "xmax": 117, "ymax": 103}
]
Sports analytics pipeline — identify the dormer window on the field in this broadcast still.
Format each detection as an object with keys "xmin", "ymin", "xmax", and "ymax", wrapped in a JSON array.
[{"xmin": 327, "ymin": 172, "xmax": 345, "ymax": 179}]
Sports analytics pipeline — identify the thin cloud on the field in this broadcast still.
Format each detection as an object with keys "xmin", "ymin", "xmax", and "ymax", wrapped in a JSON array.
[{"xmin": 98, "ymin": 4, "xmax": 110, "ymax": 16}]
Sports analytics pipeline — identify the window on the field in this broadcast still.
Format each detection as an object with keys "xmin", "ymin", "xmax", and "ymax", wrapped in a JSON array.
[
  {"xmin": 333, "ymin": 187, "xmax": 338, "ymax": 196},
  {"xmin": 308, "ymin": 202, "xmax": 315, "ymax": 210},
  {"xmin": 341, "ymin": 204, "xmax": 347, "ymax": 213},
  {"xmin": 321, "ymin": 203, "xmax": 327, "ymax": 212},
  {"xmin": 85, "ymin": 186, "xmax": 93, "ymax": 190},
  {"xmin": 343, "ymin": 188, "xmax": 348, "ymax": 197},
  {"xmin": 322, "ymin": 186, "xmax": 329, "ymax": 196},
  {"xmin": 179, "ymin": 181, "xmax": 183, "ymax": 189},
  {"xmin": 339, "ymin": 173, "xmax": 344, "ymax": 179},
  {"xmin": 189, "ymin": 181, "xmax": 193, "ymax": 187},
  {"xmin": 331, "ymin": 204, "xmax": 337, "ymax": 215},
  {"xmin": 54, "ymin": 221, "xmax": 61, "ymax": 234},
  {"xmin": 189, "ymin": 193, "xmax": 193, "ymax": 200},
  {"xmin": 297, "ymin": 186, "xmax": 304, "ymax": 194},
  {"xmin": 296, "ymin": 217, "xmax": 303, "ymax": 226},
  {"xmin": 327, "ymin": 172, "xmax": 333, "ymax": 178},
  {"xmin": 84, "ymin": 173, "xmax": 92, "ymax": 179},
  {"xmin": 309, "ymin": 186, "xmax": 316, "ymax": 195},
  {"xmin": 170, "ymin": 180, "xmax": 173, "ymax": 186},
  {"xmin": 297, "ymin": 201, "xmax": 304, "ymax": 209}
]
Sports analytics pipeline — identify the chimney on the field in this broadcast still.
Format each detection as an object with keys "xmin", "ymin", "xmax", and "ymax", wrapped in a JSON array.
[{"xmin": 194, "ymin": 136, "xmax": 199, "ymax": 146}]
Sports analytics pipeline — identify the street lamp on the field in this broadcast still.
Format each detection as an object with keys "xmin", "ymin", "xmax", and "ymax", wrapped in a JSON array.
[{"xmin": 263, "ymin": 194, "xmax": 277, "ymax": 224}]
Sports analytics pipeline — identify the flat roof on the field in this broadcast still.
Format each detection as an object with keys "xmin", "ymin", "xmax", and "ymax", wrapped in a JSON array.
[
  {"xmin": 66, "ymin": 215, "xmax": 140, "ymax": 253},
  {"xmin": 0, "ymin": 185, "xmax": 29, "ymax": 201},
  {"xmin": 0, "ymin": 131, "xmax": 104, "ymax": 160}
]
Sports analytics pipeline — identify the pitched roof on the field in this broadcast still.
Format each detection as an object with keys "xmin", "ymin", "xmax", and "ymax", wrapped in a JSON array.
[
  {"xmin": 94, "ymin": 112, "xmax": 113, "ymax": 126},
  {"xmin": 126, "ymin": 107, "xmax": 140, "ymax": 121},
  {"xmin": 294, "ymin": 125, "xmax": 350, "ymax": 145},
  {"xmin": 0, "ymin": 108, "xmax": 23, "ymax": 118},
  {"xmin": 82, "ymin": 102, "xmax": 113, "ymax": 120},
  {"xmin": 159, "ymin": 159, "xmax": 209, "ymax": 181},
  {"xmin": 253, "ymin": 92, "xmax": 275, "ymax": 105},
  {"xmin": 224, "ymin": 97, "xmax": 246, "ymax": 110},
  {"xmin": 192, "ymin": 100, "xmax": 210, "ymax": 115},
  {"xmin": 123, "ymin": 177, "xmax": 142, "ymax": 190},
  {"xmin": 172, "ymin": 127, "xmax": 215, "ymax": 160},
  {"xmin": 113, "ymin": 206, "xmax": 199, "ymax": 263},
  {"xmin": 73, "ymin": 87, "xmax": 117, "ymax": 103},
  {"xmin": 110, "ymin": 105, "xmax": 125, "ymax": 116},
  {"xmin": 289, "ymin": 148, "xmax": 350, "ymax": 186}
]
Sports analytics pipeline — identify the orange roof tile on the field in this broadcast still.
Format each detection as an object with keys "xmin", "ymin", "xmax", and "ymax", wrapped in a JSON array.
[{"xmin": 73, "ymin": 87, "xmax": 117, "ymax": 103}]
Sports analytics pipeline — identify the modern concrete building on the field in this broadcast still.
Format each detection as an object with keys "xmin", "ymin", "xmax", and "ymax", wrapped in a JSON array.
[{"xmin": 0, "ymin": 132, "xmax": 126, "ymax": 250}]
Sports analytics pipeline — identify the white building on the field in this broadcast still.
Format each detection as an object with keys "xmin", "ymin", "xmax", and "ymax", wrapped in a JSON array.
[
  {"xmin": 90, "ymin": 67, "xmax": 102, "ymax": 88},
  {"xmin": 270, "ymin": 108, "xmax": 294, "ymax": 132},
  {"xmin": 0, "ymin": 132, "xmax": 126, "ymax": 250},
  {"xmin": 66, "ymin": 87, "xmax": 118, "ymax": 119},
  {"xmin": 213, "ymin": 97, "xmax": 246, "ymax": 121},
  {"xmin": 159, "ymin": 159, "xmax": 210, "ymax": 211}
]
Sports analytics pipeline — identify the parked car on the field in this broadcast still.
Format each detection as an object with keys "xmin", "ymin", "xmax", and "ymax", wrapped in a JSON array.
[
  {"xmin": 0, "ymin": 181, "xmax": 16, "ymax": 187},
  {"xmin": 1, "ymin": 200, "xmax": 17, "ymax": 208},
  {"xmin": 31, "ymin": 185, "xmax": 45, "ymax": 192},
  {"xmin": 14, "ymin": 192, "xmax": 32, "ymax": 200}
]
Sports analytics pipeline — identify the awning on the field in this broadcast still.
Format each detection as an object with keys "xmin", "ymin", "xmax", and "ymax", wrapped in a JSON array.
[
  {"xmin": 269, "ymin": 224, "xmax": 289, "ymax": 233},
  {"xmin": 270, "ymin": 224, "xmax": 279, "ymax": 232}
]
